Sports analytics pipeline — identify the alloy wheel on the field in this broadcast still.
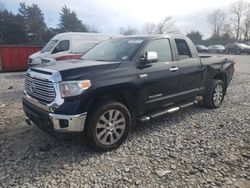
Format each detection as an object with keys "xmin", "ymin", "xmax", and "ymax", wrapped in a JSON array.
[
  {"xmin": 213, "ymin": 84, "xmax": 224, "ymax": 107},
  {"xmin": 95, "ymin": 109, "xmax": 126, "ymax": 145}
]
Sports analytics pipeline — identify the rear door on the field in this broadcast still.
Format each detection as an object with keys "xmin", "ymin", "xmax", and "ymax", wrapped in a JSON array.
[
  {"xmin": 174, "ymin": 38, "xmax": 203, "ymax": 101},
  {"xmin": 137, "ymin": 38, "xmax": 179, "ymax": 112}
]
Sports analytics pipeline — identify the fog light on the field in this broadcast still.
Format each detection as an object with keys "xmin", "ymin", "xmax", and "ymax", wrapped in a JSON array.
[{"xmin": 59, "ymin": 119, "xmax": 69, "ymax": 128}]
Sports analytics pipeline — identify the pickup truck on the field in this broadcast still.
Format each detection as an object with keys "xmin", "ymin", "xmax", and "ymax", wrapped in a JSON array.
[{"xmin": 23, "ymin": 35, "xmax": 235, "ymax": 151}]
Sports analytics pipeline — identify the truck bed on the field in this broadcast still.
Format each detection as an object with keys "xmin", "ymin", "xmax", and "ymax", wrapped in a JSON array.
[{"xmin": 199, "ymin": 55, "xmax": 233, "ymax": 65}]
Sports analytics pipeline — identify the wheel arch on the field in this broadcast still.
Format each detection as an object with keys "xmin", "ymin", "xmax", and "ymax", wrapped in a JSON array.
[
  {"xmin": 86, "ymin": 88, "xmax": 138, "ymax": 125},
  {"xmin": 213, "ymin": 72, "xmax": 228, "ymax": 87}
]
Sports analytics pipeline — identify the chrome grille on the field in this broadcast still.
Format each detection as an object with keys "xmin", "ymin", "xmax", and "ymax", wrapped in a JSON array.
[{"xmin": 24, "ymin": 74, "xmax": 56, "ymax": 104}]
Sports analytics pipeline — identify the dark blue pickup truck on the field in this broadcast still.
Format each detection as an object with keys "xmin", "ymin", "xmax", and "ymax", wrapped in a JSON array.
[{"xmin": 23, "ymin": 35, "xmax": 235, "ymax": 151}]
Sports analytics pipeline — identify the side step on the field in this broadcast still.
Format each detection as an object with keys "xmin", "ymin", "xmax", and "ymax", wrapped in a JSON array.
[{"xmin": 138, "ymin": 101, "xmax": 198, "ymax": 123}]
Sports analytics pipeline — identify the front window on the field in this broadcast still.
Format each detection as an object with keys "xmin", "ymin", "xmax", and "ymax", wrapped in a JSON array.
[
  {"xmin": 81, "ymin": 38, "xmax": 145, "ymax": 62},
  {"xmin": 52, "ymin": 40, "xmax": 70, "ymax": 54},
  {"xmin": 143, "ymin": 39, "xmax": 172, "ymax": 62},
  {"xmin": 41, "ymin": 40, "xmax": 58, "ymax": 53}
]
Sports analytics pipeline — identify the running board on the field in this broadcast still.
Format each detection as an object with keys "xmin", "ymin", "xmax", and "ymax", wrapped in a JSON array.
[{"xmin": 138, "ymin": 101, "xmax": 198, "ymax": 123}]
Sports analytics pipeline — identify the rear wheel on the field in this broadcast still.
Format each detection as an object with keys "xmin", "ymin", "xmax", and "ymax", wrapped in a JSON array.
[
  {"xmin": 203, "ymin": 80, "xmax": 226, "ymax": 109},
  {"xmin": 85, "ymin": 100, "xmax": 131, "ymax": 151}
]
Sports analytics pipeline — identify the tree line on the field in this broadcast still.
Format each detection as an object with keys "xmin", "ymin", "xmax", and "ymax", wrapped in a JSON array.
[
  {"xmin": 0, "ymin": 0, "xmax": 249, "ymax": 46},
  {"xmin": 0, "ymin": 2, "xmax": 95, "ymax": 45},
  {"xmin": 120, "ymin": 0, "xmax": 250, "ymax": 46},
  {"xmin": 187, "ymin": 0, "xmax": 250, "ymax": 45}
]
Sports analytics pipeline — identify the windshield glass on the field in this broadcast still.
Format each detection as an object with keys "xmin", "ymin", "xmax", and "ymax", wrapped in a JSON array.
[
  {"xmin": 213, "ymin": 45, "xmax": 223, "ymax": 49},
  {"xmin": 81, "ymin": 38, "xmax": 145, "ymax": 62},
  {"xmin": 41, "ymin": 40, "xmax": 58, "ymax": 53},
  {"xmin": 72, "ymin": 43, "xmax": 97, "ymax": 54},
  {"xmin": 238, "ymin": 43, "xmax": 250, "ymax": 48}
]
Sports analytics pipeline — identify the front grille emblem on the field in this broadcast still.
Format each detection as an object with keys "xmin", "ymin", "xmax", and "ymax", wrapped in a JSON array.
[{"xmin": 30, "ymin": 82, "xmax": 36, "ymax": 93}]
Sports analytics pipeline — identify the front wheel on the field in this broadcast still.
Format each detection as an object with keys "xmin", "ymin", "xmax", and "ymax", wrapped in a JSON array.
[
  {"xmin": 84, "ymin": 100, "xmax": 131, "ymax": 151},
  {"xmin": 203, "ymin": 80, "xmax": 226, "ymax": 109}
]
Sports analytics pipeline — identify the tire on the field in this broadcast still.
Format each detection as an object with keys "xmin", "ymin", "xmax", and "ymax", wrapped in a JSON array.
[
  {"xmin": 203, "ymin": 79, "xmax": 226, "ymax": 109},
  {"xmin": 84, "ymin": 100, "xmax": 131, "ymax": 151}
]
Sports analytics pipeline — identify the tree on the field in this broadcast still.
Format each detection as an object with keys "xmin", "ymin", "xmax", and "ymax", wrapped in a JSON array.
[
  {"xmin": 142, "ymin": 16, "xmax": 179, "ymax": 35},
  {"xmin": 243, "ymin": 3, "xmax": 250, "ymax": 40},
  {"xmin": 18, "ymin": 2, "xmax": 47, "ymax": 43},
  {"xmin": 86, "ymin": 24, "xmax": 99, "ymax": 33},
  {"xmin": 58, "ymin": 6, "xmax": 87, "ymax": 32},
  {"xmin": 0, "ymin": 10, "xmax": 26, "ymax": 44},
  {"xmin": 186, "ymin": 31, "xmax": 203, "ymax": 45},
  {"xmin": 230, "ymin": 0, "xmax": 247, "ymax": 40},
  {"xmin": 208, "ymin": 9, "xmax": 226, "ymax": 37},
  {"xmin": 0, "ymin": 1, "xmax": 5, "ymax": 12},
  {"xmin": 119, "ymin": 27, "xmax": 138, "ymax": 35},
  {"xmin": 142, "ymin": 22, "xmax": 156, "ymax": 34},
  {"xmin": 155, "ymin": 16, "xmax": 179, "ymax": 34}
]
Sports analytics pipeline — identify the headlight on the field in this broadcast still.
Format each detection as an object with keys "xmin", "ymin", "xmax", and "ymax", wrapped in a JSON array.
[{"xmin": 60, "ymin": 80, "xmax": 91, "ymax": 97}]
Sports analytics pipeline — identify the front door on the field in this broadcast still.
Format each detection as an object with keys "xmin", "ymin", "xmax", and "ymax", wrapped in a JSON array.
[{"xmin": 137, "ymin": 38, "xmax": 179, "ymax": 113}]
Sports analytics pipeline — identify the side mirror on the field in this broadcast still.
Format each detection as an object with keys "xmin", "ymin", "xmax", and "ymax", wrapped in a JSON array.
[{"xmin": 145, "ymin": 51, "xmax": 158, "ymax": 63}]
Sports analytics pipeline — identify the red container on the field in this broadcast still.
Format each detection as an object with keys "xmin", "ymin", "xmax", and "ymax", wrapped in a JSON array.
[{"xmin": 0, "ymin": 46, "xmax": 42, "ymax": 72}]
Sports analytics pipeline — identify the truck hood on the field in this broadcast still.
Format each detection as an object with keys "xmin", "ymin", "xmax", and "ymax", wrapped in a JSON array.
[{"xmin": 31, "ymin": 59, "xmax": 121, "ymax": 80}]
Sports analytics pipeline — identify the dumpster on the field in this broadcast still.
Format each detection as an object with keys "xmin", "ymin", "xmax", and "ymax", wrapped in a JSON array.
[{"xmin": 0, "ymin": 46, "xmax": 42, "ymax": 72}]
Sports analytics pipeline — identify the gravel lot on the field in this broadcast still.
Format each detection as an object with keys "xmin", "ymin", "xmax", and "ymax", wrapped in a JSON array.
[{"xmin": 0, "ymin": 55, "xmax": 250, "ymax": 187}]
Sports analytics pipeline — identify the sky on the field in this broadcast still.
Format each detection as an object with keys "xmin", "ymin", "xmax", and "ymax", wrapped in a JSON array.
[{"xmin": 5, "ymin": 0, "xmax": 242, "ymax": 38}]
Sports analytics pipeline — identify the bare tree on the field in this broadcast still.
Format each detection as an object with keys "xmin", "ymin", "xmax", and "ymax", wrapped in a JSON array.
[
  {"xmin": 207, "ymin": 9, "xmax": 226, "ymax": 37},
  {"xmin": 119, "ymin": 27, "xmax": 138, "ymax": 35},
  {"xmin": 230, "ymin": 0, "xmax": 247, "ymax": 40},
  {"xmin": 142, "ymin": 22, "xmax": 156, "ymax": 34},
  {"xmin": 155, "ymin": 16, "xmax": 179, "ymax": 34},
  {"xmin": 0, "ymin": 1, "xmax": 5, "ymax": 12},
  {"xmin": 243, "ymin": 3, "xmax": 250, "ymax": 40}
]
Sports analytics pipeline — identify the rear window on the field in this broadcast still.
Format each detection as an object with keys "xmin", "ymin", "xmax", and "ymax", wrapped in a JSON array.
[{"xmin": 175, "ymin": 39, "xmax": 192, "ymax": 60}]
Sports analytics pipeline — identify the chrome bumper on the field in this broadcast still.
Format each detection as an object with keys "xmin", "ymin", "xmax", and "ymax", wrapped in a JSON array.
[{"xmin": 49, "ymin": 112, "xmax": 87, "ymax": 132}]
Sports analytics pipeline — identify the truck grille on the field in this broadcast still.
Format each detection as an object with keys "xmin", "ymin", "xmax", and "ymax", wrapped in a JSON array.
[{"xmin": 24, "ymin": 74, "xmax": 56, "ymax": 104}]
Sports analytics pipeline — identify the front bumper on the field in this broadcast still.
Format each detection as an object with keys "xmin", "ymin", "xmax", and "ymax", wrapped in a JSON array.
[
  {"xmin": 49, "ymin": 113, "xmax": 87, "ymax": 132},
  {"xmin": 23, "ymin": 96, "xmax": 87, "ymax": 133}
]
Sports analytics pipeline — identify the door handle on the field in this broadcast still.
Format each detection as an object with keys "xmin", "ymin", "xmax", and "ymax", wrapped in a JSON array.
[{"xmin": 169, "ymin": 67, "xmax": 179, "ymax": 72}]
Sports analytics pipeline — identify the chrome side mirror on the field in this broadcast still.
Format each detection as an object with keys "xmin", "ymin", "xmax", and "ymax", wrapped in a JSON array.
[{"xmin": 146, "ymin": 51, "xmax": 158, "ymax": 63}]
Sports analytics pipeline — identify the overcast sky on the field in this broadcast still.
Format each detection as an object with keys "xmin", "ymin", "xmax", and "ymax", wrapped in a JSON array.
[{"xmin": 6, "ymin": 0, "xmax": 240, "ymax": 37}]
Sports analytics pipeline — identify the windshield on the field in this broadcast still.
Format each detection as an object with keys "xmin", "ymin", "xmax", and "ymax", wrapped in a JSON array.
[
  {"xmin": 41, "ymin": 40, "xmax": 58, "ymax": 53},
  {"xmin": 72, "ymin": 43, "xmax": 97, "ymax": 54},
  {"xmin": 81, "ymin": 38, "xmax": 145, "ymax": 62},
  {"xmin": 238, "ymin": 43, "xmax": 250, "ymax": 48},
  {"xmin": 197, "ymin": 45, "xmax": 206, "ymax": 48},
  {"xmin": 215, "ymin": 45, "xmax": 224, "ymax": 49}
]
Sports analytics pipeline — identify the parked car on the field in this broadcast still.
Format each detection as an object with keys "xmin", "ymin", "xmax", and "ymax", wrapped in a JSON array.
[
  {"xmin": 40, "ymin": 42, "xmax": 100, "ymax": 64},
  {"xmin": 28, "ymin": 32, "xmax": 121, "ymax": 66},
  {"xmin": 195, "ymin": 45, "xmax": 209, "ymax": 53},
  {"xmin": 23, "ymin": 35, "xmax": 235, "ymax": 151},
  {"xmin": 207, "ymin": 45, "xmax": 225, "ymax": 54},
  {"xmin": 225, "ymin": 43, "xmax": 250, "ymax": 54}
]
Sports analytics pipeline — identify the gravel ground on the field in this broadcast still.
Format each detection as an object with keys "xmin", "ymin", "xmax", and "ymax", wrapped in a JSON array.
[{"xmin": 0, "ymin": 55, "xmax": 250, "ymax": 187}]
